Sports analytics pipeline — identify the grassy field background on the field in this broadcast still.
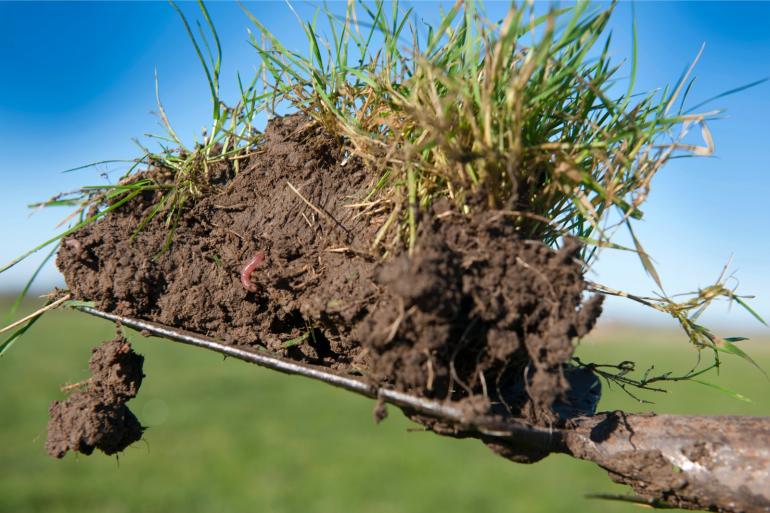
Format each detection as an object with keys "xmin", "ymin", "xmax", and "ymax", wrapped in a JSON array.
[{"xmin": 1, "ymin": 298, "xmax": 768, "ymax": 513}]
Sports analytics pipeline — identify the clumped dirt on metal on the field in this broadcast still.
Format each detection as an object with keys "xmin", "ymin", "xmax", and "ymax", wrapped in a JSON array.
[
  {"xmin": 46, "ymin": 335, "xmax": 144, "ymax": 458},
  {"xmin": 359, "ymin": 207, "xmax": 603, "ymax": 423},
  {"xmin": 56, "ymin": 114, "xmax": 603, "ymax": 456}
]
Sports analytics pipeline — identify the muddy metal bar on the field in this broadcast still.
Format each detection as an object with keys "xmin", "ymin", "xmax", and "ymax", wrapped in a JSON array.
[
  {"xmin": 77, "ymin": 306, "xmax": 557, "ymax": 445},
  {"xmin": 78, "ymin": 306, "xmax": 770, "ymax": 512}
]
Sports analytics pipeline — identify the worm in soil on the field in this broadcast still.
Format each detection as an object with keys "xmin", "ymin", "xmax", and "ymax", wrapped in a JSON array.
[
  {"xmin": 64, "ymin": 238, "xmax": 82, "ymax": 253},
  {"xmin": 240, "ymin": 250, "xmax": 266, "ymax": 293}
]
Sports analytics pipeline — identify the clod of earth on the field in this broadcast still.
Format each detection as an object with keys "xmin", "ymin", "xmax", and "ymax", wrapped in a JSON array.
[
  {"xmin": 55, "ymin": 114, "xmax": 603, "ymax": 456},
  {"xmin": 46, "ymin": 335, "xmax": 144, "ymax": 458}
]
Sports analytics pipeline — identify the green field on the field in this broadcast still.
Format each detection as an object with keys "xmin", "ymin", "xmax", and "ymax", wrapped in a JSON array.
[{"xmin": 2, "ymin": 300, "xmax": 768, "ymax": 513}]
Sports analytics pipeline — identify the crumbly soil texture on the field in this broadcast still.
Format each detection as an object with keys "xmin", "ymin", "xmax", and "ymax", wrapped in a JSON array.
[
  {"xmin": 46, "ymin": 335, "xmax": 144, "ymax": 458},
  {"xmin": 56, "ymin": 114, "xmax": 603, "ymax": 456}
]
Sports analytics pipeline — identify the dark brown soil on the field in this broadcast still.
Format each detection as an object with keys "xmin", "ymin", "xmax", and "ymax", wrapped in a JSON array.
[
  {"xmin": 55, "ymin": 114, "xmax": 603, "ymax": 455},
  {"xmin": 46, "ymin": 335, "xmax": 144, "ymax": 458},
  {"xmin": 358, "ymin": 208, "xmax": 603, "ymax": 423}
]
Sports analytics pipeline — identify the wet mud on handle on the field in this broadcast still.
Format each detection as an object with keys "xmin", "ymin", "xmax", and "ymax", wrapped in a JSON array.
[{"xmin": 78, "ymin": 306, "xmax": 770, "ymax": 512}]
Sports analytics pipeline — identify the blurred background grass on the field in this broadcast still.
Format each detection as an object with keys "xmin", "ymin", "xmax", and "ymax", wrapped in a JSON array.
[{"xmin": 1, "ymin": 297, "xmax": 768, "ymax": 513}]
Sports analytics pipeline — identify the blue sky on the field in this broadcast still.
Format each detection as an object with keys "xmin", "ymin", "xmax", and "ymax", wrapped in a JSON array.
[{"xmin": 0, "ymin": 1, "xmax": 768, "ymax": 331}]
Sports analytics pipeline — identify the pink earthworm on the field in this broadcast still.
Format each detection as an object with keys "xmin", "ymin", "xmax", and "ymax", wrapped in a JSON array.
[
  {"xmin": 240, "ymin": 250, "xmax": 266, "ymax": 293},
  {"xmin": 63, "ymin": 238, "xmax": 83, "ymax": 253}
]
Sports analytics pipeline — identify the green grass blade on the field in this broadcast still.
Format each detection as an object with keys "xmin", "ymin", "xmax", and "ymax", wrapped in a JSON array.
[
  {"xmin": 62, "ymin": 300, "xmax": 96, "ymax": 308},
  {"xmin": 626, "ymin": 220, "xmax": 664, "ymax": 292},
  {"xmin": 665, "ymin": 43, "xmax": 704, "ymax": 115},
  {"xmin": 1, "ymin": 188, "xmax": 143, "ymax": 274},
  {"xmin": 0, "ymin": 314, "xmax": 43, "ymax": 357},
  {"xmin": 169, "ymin": 1, "xmax": 220, "ymax": 122},
  {"xmin": 691, "ymin": 379, "xmax": 751, "ymax": 403},
  {"xmin": 62, "ymin": 160, "xmax": 137, "ymax": 173},
  {"xmin": 733, "ymin": 295, "xmax": 768, "ymax": 327},
  {"xmin": 686, "ymin": 77, "xmax": 769, "ymax": 114},
  {"xmin": 620, "ymin": 3, "xmax": 638, "ymax": 112},
  {"xmin": 406, "ymin": 165, "xmax": 417, "ymax": 254},
  {"xmin": 3, "ymin": 243, "xmax": 59, "ymax": 325},
  {"xmin": 716, "ymin": 338, "xmax": 768, "ymax": 379},
  {"xmin": 281, "ymin": 331, "xmax": 309, "ymax": 349}
]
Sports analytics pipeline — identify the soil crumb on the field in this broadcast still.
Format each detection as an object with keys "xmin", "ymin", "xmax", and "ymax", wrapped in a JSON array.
[
  {"xmin": 56, "ymin": 113, "xmax": 603, "ymax": 446},
  {"xmin": 46, "ymin": 336, "xmax": 145, "ymax": 458}
]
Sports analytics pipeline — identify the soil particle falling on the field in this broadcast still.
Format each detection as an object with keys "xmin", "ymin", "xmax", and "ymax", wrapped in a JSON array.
[
  {"xmin": 46, "ymin": 336, "xmax": 145, "ymax": 458},
  {"xmin": 56, "ymin": 114, "xmax": 603, "ymax": 452}
]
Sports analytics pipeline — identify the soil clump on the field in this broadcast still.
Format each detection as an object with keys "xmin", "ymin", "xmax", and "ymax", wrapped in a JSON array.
[
  {"xmin": 46, "ymin": 335, "xmax": 144, "ymax": 458},
  {"xmin": 55, "ymin": 114, "xmax": 603, "ymax": 455}
]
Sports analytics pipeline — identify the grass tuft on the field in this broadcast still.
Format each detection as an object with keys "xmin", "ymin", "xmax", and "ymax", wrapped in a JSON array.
[
  {"xmin": 248, "ymin": 1, "xmax": 717, "ymax": 258},
  {"xmin": 244, "ymin": 0, "xmax": 766, "ymax": 393}
]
